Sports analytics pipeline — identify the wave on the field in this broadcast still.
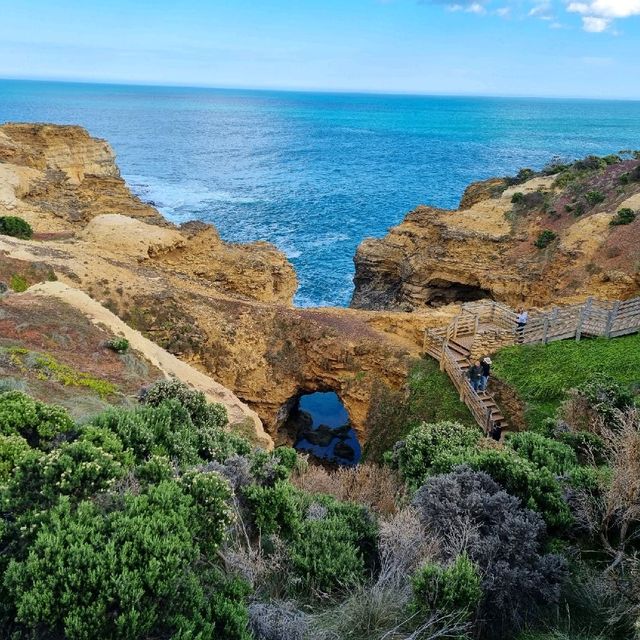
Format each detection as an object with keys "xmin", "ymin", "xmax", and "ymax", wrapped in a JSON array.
[{"xmin": 125, "ymin": 174, "xmax": 262, "ymax": 221}]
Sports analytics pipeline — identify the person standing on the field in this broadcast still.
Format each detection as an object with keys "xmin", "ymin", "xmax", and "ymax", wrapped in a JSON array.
[
  {"xmin": 480, "ymin": 356, "xmax": 492, "ymax": 391},
  {"xmin": 516, "ymin": 309, "xmax": 528, "ymax": 342},
  {"xmin": 467, "ymin": 360, "xmax": 483, "ymax": 392}
]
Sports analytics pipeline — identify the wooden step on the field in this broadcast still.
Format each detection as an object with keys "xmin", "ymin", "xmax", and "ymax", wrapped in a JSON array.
[{"xmin": 448, "ymin": 341, "xmax": 470, "ymax": 357}]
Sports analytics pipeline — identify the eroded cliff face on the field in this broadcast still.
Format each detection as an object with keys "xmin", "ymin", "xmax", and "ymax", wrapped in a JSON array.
[
  {"xmin": 0, "ymin": 123, "xmax": 450, "ymax": 445},
  {"xmin": 352, "ymin": 163, "xmax": 640, "ymax": 310}
]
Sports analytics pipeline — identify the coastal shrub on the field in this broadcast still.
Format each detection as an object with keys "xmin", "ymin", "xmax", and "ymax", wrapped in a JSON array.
[
  {"xmin": 3, "ymin": 481, "xmax": 247, "ymax": 640},
  {"xmin": 105, "ymin": 336, "xmax": 130, "ymax": 353},
  {"xmin": 140, "ymin": 377, "xmax": 228, "ymax": 430},
  {"xmin": 504, "ymin": 431, "xmax": 578, "ymax": 475},
  {"xmin": 9, "ymin": 274, "xmax": 28, "ymax": 292},
  {"xmin": 575, "ymin": 373, "xmax": 633, "ymax": 423},
  {"xmin": 89, "ymin": 401, "xmax": 201, "ymax": 466},
  {"xmin": 438, "ymin": 448, "xmax": 572, "ymax": 529},
  {"xmin": 506, "ymin": 168, "xmax": 536, "ymax": 186},
  {"xmin": 289, "ymin": 514, "xmax": 366, "ymax": 596},
  {"xmin": 410, "ymin": 554, "xmax": 482, "ymax": 619},
  {"xmin": 585, "ymin": 190, "xmax": 605, "ymax": 206},
  {"xmin": 243, "ymin": 480, "xmax": 302, "ymax": 537},
  {"xmin": 554, "ymin": 430, "xmax": 606, "ymax": 465},
  {"xmin": 0, "ymin": 433, "xmax": 31, "ymax": 482},
  {"xmin": 534, "ymin": 229, "xmax": 557, "ymax": 249},
  {"xmin": 610, "ymin": 207, "xmax": 636, "ymax": 226},
  {"xmin": 0, "ymin": 390, "xmax": 74, "ymax": 448},
  {"xmin": 412, "ymin": 468, "xmax": 568, "ymax": 636},
  {"xmin": 0, "ymin": 216, "xmax": 33, "ymax": 240},
  {"xmin": 389, "ymin": 420, "xmax": 482, "ymax": 489},
  {"xmin": 511, "ymin": 192, "xmax": 525, "ymax": 204}
]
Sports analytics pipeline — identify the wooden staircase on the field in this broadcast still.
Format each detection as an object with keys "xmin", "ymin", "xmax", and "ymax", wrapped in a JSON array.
[
  {"xmin": 423, "ymin": 295, "xmax": 640, "ymax": 436},
  {"xmin": 447, "ymin": 338, "xmax": 506, "ymax": 434}
]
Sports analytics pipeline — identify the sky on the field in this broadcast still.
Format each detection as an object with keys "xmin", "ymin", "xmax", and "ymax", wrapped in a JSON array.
[{"xmin": 1, "ymin": 0, "xmax": 639, "ymax": 98}]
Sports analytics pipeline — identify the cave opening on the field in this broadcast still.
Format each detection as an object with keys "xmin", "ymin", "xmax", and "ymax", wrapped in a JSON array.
[
  {"xmin": 283, "ymin": 391, "xmax": 361, "ymax": 466},
  {"xmin": 427, "ymin": 279, "xmax": 493, "ymax": 307}
]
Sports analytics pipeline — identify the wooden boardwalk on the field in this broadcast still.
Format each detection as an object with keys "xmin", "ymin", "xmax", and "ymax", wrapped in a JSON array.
[{"xmin": 423, "ymin": 296, "xmax": 640, "ymax": 434}]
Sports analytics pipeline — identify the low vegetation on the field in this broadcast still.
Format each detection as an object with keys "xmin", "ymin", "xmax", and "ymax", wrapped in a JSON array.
[
  {"xmin": 1, "ymin": 340, "xmax": 638, "ymax": 639},
  {"xmin": 534, "ymin": 229, "xmax": 557, "ymax": 249},
  {"xmin": 610, "ymin": 207, "xmax": 636, "ymax": 226},
  {"xmin": 0, "ymin": 216, "xmax": 33, "ymax": 240}
]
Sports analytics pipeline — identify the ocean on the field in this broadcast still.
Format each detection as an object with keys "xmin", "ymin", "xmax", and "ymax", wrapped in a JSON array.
[{"xmin": 2, "ymin": 79, "xmax": 640, "ymax": 307}]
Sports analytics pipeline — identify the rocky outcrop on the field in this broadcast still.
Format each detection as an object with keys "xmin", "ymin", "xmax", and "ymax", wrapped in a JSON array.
[
  {"xmin": 0, "ymin": 123, "xmax": 451, "ymax": 447},
  {"xmin": 352, "ymin": 164, "xmax": 640, "ymax": 311}
]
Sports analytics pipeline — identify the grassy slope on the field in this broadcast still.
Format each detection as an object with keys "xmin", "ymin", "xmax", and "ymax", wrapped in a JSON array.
[
  {"xmin": 492, "ymin": 333, "xmax": 640, "ymax": 429},
  {"xmin": 364, "ymin": 357, "xmax": 474, "ymax": 461}
]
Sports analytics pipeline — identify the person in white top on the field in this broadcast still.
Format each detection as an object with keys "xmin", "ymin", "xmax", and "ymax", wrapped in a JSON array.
[{"xmin": 516, "ymin": 309, "xmax": 528, "ymax": 342}]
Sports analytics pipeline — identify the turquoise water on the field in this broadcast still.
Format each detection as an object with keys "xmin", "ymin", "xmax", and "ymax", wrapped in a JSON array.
[{"xmin": 2, "ymin": 79, "xmax": 640, "ymax": 306}]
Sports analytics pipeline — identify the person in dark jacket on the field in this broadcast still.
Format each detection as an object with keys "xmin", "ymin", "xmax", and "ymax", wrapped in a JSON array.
[
  {"xmin": 467, "ymin": 360, "xmax": 483, "ymax": 392},
  {"xmin": 480, "ymin": 356, "xmax": 492, "ymax": 391}
]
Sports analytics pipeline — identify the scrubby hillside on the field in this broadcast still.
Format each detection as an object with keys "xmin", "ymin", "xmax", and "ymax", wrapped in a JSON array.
[{"xmin": 2, "ymin": 372, "xmax": 638, "ymax": 640}]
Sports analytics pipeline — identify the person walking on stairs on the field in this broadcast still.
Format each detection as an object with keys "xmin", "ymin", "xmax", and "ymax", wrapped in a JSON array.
[
  {"xmin": 516, "ymin": 309, "xmax": 528, "ymax": 342},
  {"xmin": 467, "ymin": 360, "xmax": 483, "ymax": 392},
  {"xmin": 480, "ymin": 356, "xmax": 491, "ymax": 391}
]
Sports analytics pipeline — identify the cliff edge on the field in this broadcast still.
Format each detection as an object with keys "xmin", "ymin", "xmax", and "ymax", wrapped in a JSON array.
[{"xmin": 352, "ymin": 156, "xmax": 640, "ymax": 310}]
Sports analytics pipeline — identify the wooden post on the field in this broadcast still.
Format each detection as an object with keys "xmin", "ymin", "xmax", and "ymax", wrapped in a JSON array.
[
  {"xmin": 604, "ymin": 301, "xmax": 620, "ymax": 338},
  {"xmin": 542, "ymin": 316, "xmax": 549, "ymax": 345},
  {"xmin": 575, "ymin": 297, "xmax": 592, "ymax": 342},
  {"xmin": 485, "ymin": 406, "xmax": 492, "ymax": 434}
]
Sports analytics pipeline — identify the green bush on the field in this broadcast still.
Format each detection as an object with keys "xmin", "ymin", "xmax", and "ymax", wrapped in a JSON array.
[
  {"xmin": 243, "ymin": 480, "xmax": 302, "ymax": 537},
  {"xmin": 4, "ymin": 481, "xmax": 246, "ymax": 640},
  {"xmin": 9, "ymin": 274, "xmax": 28, "ymax": 292},
  {"xmin": 555, "ymin": 430, "xmax": 606, "ymax": 465},
  {"xmin": 105, "ymin": 336, "xmax": 130, "ymax": 353},
  {"xmin": 534, "ymin": 229, "xmax": 557, "ymax": 249},
  {"xmin": 90, "ymin": 401, "xmax": 201, "ymax": 466},
  {"xmin": 0, "ymin": 216, "xmax": 33, "ymax": 240},
  {"xmin": 575, "ymin": 373, "xmax": 633, "ymax": 422},
  {"xmin": 390, "ymin": 420, "xmax": 482, "ymax": 489},
  {"xmin": 505, "ymin": 432, "xmax": 578, "ymax": 475},
  {"xmin": 290, "ymin": 514, "xmax": 366, "ymax": 596},
  {"xmin": 0, "ymin": 391, "xmax": 74, "ymax": 448},
  {"xmin": 411, "ymin": 554, "xmax": 482, "ymax": 618},
  {"xmin": 432, "ymin": 448, "xmax": 572, "ymax": 529},
  {"xmin": 585, "ymin": 190, "xmax": 605, "ymax": 206},
  {"xmin": 0, "ymin": 433, "xmax": 31, "ymax": 482},
  {"xmin": 610, "ymin": 208, "xmax": 636, "ymax": 226},
  {"xmin": 511, "ymin": 192, "xmax": 525, "ymax": 204}
]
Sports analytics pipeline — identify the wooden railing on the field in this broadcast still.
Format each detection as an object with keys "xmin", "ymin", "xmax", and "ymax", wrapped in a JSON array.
[
  {"xmin": 422, "ymin": 294, "xmax": 640, "ymax": 434},
  {"xmin": 441, "ymin": 347, "xmax": 494, "ymax": 432}
]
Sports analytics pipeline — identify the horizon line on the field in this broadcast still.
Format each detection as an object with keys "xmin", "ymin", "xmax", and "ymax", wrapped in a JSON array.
[{"xmin": 3, "ymin": 75, "xmax": 640, "ymax": 103}]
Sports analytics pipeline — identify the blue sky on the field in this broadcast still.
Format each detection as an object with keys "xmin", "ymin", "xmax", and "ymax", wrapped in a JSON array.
[{"xmin": 1, "ymin": 0, "xmax": 639, "ymax": 98}]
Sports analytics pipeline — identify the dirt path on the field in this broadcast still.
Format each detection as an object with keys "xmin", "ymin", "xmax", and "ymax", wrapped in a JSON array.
[{"xmin": 30, "ymin": 281, "xmax": 273, "ymax": 449}]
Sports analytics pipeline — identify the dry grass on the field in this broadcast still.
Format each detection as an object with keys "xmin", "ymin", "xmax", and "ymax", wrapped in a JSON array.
[{"xmin": 292, "ymin": 463, "xmax": 405, "ymax": 516}]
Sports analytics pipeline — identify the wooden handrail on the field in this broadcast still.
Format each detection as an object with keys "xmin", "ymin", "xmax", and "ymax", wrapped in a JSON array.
[{"xmin": 422, "ymin": 294, "xmax": 640, "ymax": 434}]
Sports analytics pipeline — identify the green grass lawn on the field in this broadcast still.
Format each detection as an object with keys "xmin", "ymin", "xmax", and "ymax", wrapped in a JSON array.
[{"xmin": 492, "ymin": 333, "xmax": 640, "ymax": 429}]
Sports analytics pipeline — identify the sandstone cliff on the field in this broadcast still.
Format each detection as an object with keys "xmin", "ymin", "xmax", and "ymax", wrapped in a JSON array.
[
  {"xmin": 0, "ymin": 124, "xmax": 447, "ymax": 446},
  {"xmin": 352, "ymin": 158, "xmax": 640, "ymax": 310}
]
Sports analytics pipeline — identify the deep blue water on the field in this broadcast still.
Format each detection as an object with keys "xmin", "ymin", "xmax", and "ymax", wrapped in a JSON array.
[
  {"xmin": 294, "ymin": 392, "xmax": 361, "ymax": 466},
  {"xmin": 2, "ymin": 79, "xmax": 640, "ymax": 306}
]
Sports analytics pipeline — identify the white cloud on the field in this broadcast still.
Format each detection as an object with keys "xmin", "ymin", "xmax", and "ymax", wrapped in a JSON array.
[
  {"xmin": 581, "ymin": 15, "xmax": 611, "ymax": 29},
  {"xmin": 567, "ymin": 0, "xmax": 640, "ymax": 30},
  {"xmin": 568, "ymin": 0, "xmax": 640, "ymax": 17}
]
